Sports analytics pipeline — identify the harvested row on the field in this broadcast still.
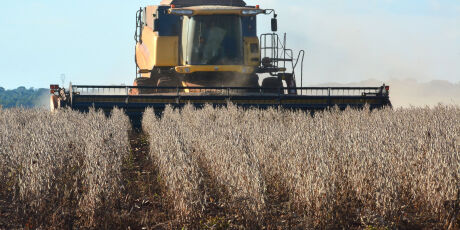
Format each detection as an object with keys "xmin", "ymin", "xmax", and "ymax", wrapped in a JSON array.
[
  {"xmin": 0, "ymin": 108, "xmax": 130, "ymax": 229},
  {"xmin": 143, "ymin": 105, "xmax": 459, "ymax": 228}
]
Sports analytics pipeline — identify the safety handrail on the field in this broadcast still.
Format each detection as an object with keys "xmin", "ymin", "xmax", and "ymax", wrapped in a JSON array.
[
  {"xmin": 72, "ymin": 85, "xmax": 384, "ymax": 90},
  {"xmin": 70, "ymin": 85, "xmax": 388, "ymax": 97}
]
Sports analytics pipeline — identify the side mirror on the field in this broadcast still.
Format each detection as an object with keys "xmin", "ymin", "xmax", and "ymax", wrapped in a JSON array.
[{"xmin": 271, "ymin": 18, "xmax": 278, "ymax": 32}]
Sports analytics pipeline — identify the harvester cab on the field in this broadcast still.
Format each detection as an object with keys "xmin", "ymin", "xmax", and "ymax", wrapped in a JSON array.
[{"xmin": 50, "ymin": 0, "xmax": 391, "ymax": 123}]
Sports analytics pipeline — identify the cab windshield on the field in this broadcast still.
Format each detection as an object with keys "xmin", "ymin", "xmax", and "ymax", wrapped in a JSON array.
[{"xmin": 182, "ymin": 15, "xmax": 243, "ymax": 65}]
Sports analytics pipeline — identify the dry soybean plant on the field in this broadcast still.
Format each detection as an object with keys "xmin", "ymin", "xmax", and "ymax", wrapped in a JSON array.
[
  {"xmin": 143, "ymin": 104, "xmax": 459, "ymax": 228},
  {"xmin": 180, "ymin": 105, "xmax": 266, "ymax": 223},
  {"xmin": 0, "ymin": 107, "xmax": 130, "ymax": 228},
  {"xmin": 1, "ymin": 104, "xmax": 457, "ymax": 229},
  {"xmin": 143, "ymin": 107, "xmax": 205, "ymax": 222}
]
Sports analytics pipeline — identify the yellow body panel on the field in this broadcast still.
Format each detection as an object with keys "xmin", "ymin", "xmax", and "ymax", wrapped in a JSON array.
[
  {"xmin": 175, "ymin": 65, "xmax": 254, "ymax": 74},
  {"xmin": 135, "ymin": 26, "xmax": 178, "ymax": 71},
  {"xmin": 244, "ymin": 37, "xmax": 260, "ymax": 66},
  {"xmin": 154, "ymin": 36, "xmax": 178, "ymax": 66}
]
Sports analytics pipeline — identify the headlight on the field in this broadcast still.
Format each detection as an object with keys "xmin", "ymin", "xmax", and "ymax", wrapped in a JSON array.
[
  {"xmin": 169, "ymin": 9, "xmax": 194, "ymax": 16},
  {"xmin": 241, "ymin": 9, "xmax": 265, "ymax": 15}
]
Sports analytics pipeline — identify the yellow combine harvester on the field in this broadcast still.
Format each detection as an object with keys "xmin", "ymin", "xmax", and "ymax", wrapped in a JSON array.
[
  {"xmin": 131, "ymin": 0, "xmax": 299, "ymax": 94},
  {"xmin": 50, "ymin": 0, "xmax": 391, "ymax": 122}
]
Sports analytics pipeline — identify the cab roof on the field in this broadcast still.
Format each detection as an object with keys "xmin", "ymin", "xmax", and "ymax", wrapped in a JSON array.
[
  {"xmin": 160, "ymin": 0, "xmax": 246, "ymax": 7},
  {"xmin": 176, "ymin": 5, "xmax": 259, "ymax": 15}
]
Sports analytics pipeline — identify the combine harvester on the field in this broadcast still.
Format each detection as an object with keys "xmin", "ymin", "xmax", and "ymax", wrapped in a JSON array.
[{"xmin": 50, "ymin": 0, "xmax": 391, "ymax": 121}]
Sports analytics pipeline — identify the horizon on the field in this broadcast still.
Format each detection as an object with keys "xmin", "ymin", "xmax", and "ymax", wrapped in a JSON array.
[
  {"xmin": 1, "ymin": 77, "xmax": 460, "ymax": 90},
  {"xmin": 2, "ymin": 78, "xmax": 459, "ymax": 108}
]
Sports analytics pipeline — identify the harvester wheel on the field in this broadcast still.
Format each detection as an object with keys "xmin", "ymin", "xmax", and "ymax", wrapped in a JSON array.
[
  {"xmin": 132, "ymin": 77, "xmax": 159, "ymax": 95},
  {"xmin": 262, "ymin": 77, "xmax": 283, "ymax": 94},
  {"xmin": 247, "ymin": 75, "xmax": 260, "ymax": 93},
  {"xmin": 157, "ymin": 77, "xmax": 180, "ymax": 93}
]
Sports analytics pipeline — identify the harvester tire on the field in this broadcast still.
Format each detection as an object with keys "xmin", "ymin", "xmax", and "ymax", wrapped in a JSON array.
[
  {"xmin": 262, "ymin": 77, "xmax": 283, "ymax": 94},
  {"xmin": 157, "ymin": 77, "xmax": 180, "ymax": 93},
  {"xmin": 247, "ymin": 75, "xmax": 260, "ymax": 92},
  {"xmin": 132, "ymin": 77, "xmax": 159, "ymax": 95}
]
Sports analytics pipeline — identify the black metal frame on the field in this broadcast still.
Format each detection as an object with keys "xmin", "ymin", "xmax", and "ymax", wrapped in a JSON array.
[
  {"xmin": 69, "ymin": 85, "xmax": 388, "ymax": 97},
  {"xmin": 65, "ymin": 85, "xmax": 390, "ymax": 108},
  {"xmin": 134, "ymin": 7, "xmax": 145, "ymax": 79}
]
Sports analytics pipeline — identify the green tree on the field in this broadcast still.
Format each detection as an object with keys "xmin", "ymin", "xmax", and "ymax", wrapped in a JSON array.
[{"xmin": 0, "ymin": 86, "xmax": 49, "ymax": 108}]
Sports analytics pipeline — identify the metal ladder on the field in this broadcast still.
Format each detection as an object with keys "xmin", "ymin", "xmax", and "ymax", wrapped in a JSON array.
[{"xmin": 260, "ymin": 33, "xmax": 305, "ymax": 87}]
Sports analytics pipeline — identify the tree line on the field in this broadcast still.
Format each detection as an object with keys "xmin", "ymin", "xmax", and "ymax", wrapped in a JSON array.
[{"xmin": 0, "ymin": 87, "xmax": 49, "ymax": 108}]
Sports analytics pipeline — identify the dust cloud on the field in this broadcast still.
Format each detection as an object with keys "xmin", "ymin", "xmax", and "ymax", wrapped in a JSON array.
[
  {"xmin": 250, "ymin": 0, "xmax": 460, "ymax": 108},
  {"xmin": 34, "ymin": 92, "xmax": 51, "ymax": 109}
]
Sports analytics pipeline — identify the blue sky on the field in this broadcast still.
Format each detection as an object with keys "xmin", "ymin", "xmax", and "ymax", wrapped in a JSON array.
[{"xmin": 0, "ymin": 0, "xmax": 459, "ymax": 89}]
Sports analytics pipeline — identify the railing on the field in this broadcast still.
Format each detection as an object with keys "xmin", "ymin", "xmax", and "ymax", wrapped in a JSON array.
[
  {"xmin": 134, "ymin": 8, "xmax": 144, "ymax": 43},
  {"xmin": 297, "ymin": 87, "xmax": 384, "ymax": 96},
  {"xmin": 260, "ymin": 33, "xmax": 305, "ymax": 87},
  {"xmin": 71, "ymin": 85, "xmax": 387, "ymax": 97}
]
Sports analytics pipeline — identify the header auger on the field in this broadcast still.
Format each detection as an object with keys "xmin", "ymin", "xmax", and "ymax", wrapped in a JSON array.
[{"xmin": 50, "ymin": 0, "xmax": 391, "ymax": 122}]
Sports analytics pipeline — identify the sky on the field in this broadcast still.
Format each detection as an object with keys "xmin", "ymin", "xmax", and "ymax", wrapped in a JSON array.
[{"xmin": 0, "ymin": 0, "xmax": 459, "ymax": 89}]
